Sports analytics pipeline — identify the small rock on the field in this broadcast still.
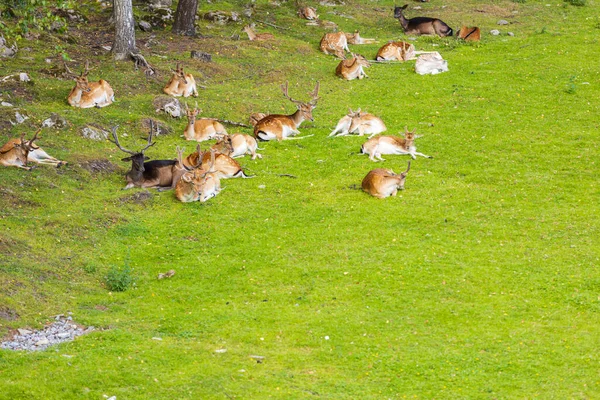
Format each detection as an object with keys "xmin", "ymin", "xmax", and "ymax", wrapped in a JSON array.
[
  {"xmin": 490, "ymin": 29, "xmax": 500, "ymax": 36},
  {"xmin": 153, "ymin": 96, "xmax": 184, "ymax": 118},
  {"xmin": 157, "ymin": 269, "xmax": 176, "ymax": 279},
  {"xmin": 507, "ymin": 32, "xmax": 514, "ymax": 37},
  {"xmin": 152, "ymin": 337, "xmax": 163, "ymax": 341},
  {"xmin": 57, "ymin": 332, "xmax": 71, "ymax": 339},
  {"xmin": 42, "ymin": 113, "xmax": 68, "ymax": 129},
  {"xmin": 190, "ymin": 50, "xmax": 212, "ymax": 62},
  {"xmin": 15, "ymin": 111, "xmax": 28, "ymax": 124},
  {"xmin": 35, "ymin": 338, "xmax": 49, "ymax": 346},
  {"xmin": 81, "ymin": 124, "xmax": 109, "ymax": 141},
  {"xmin": 249, "ymin": 355, "xmax": 265, "ymax": 363},
  {"xmin": 139, "ymin": 20, "xmax": 152, "ymax": 32},
  {"xmin": 17, "ymin": 329, "xmax": 32, "ymax": 335},
  {"xmin": 102, "ymin": 45, "xmax": 112, "ymax": 51},
  {"xmin": 1, "ymin": 101, "xmax": 13, "ymax": 107},
  {"xmin": 497, "ymin": 20, "xmax": 509, "ymax": 25},
  {"xmin": 215, "ymin": 349, "xmax": 227, "ymax": 353},
  {"xmin": 19, "ymin": 73, "xmax": 30, "ymax": 82}
]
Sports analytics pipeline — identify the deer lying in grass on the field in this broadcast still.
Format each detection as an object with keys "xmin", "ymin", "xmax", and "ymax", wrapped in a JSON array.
[
  {"xmin": 1, "ymin": 130, "xmax": 40, "ymax": 170},
  {"xmin": 109, "ymin": 125, "xmax": 177, "ymax": 189},
  {"xmin": 175, "ymin": 149, "xmax": 222, "ymax": 203},
  {"xmin": 163, "ymin": 62, "xmax": 198, "ymax": 98},
  {"xmin": 345, "ymin": 30, "xmax": 376, "ymax": 44},
  {"xmin": 362, "ymin": 161, "xmax": 411, "ymax": 198},
  {"xmin": 336, "ymin": 54, "xmax": 370, "ymax": 80},
  {"xmin": 183, "ymin": 145, "xmax": 250, "ymax": 179},
  {"xmin": 254, "ymin": 82, "xmax": 319, "ymax": 141},
  {"xmin": 65, "ymin": 61, "xmax": 115, "ymax": 108},
  {"xmin": 298, "ymin": 6, "xmax": 319, "ymax": 20},
  {"xmin": 458, "ymin": 26, "xmax": 480, "ymax": 42},
  {"xmin": 244, "ymin": 25, "xmax": 274, "ymax": 41},
  {"xmin": 394, "ymin": 4, "xmax": 453, "ymax": 37},
  {"xmin": 329, "ymin": 108, "xmax": 386, "ymax": 138},
  {"xmin": 415, "ymin": 52, "xmax": 448, "ymax": 75},
  {"xmin": 249, "ymin": 112, "xmax": 268, "ymax": 127},
  {"xmin": 360, "ymin": 128, "xmax": 432, "ymax": 162},
  {"xmin": 376, "ymin": 41, "xmax": 415, "ymax": 61},
  {"xmin": 319, "ymin": 32, "xmax": 349, "ymax": 59},
  {"xmin": 213, "ymin": 134, "xmax": 263, "ymax": 160},
  {"xmin": 184, "ymin": 105, "xmax": 227, "ymax": 142}
]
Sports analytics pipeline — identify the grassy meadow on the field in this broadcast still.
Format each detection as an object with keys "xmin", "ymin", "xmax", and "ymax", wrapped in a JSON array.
[{"xmin": 1, "ymin": 0, "xmax": 599, "ymax": 398}]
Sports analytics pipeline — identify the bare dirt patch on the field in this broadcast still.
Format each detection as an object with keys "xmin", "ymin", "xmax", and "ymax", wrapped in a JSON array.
[
  {"xmin": 0, "ymin": 187, "xmax": 40, "ymax": 208},
  {"xmin": 474, "ymin": 4, "xmax": 517, "ymax": 17},
  {"xmin": 120, "ymin": 190, "xmax": 154, "ymax": 204},
  {"xmin": 0, "ymin": 306, "xmax": 19, "ymax": 321},
  {"xmin": 79, "ymin": 159, "xmax": 119, "ymax": 174}
]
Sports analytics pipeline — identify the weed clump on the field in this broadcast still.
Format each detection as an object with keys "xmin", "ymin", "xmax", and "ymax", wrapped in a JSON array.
[{"xmin": 104, "ymin": 263, "xmax": 135, "ymax": 292}]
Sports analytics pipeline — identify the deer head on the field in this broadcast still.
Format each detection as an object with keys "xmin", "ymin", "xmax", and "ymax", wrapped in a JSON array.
[
  {"xmin": 171, "ymin": 62, "xmax": 188, "ymax": 85},
  {"xmin": 281, "ymin": 81, "xmax": 320, "ymax": 121},
  {"xmin": 109, "ymin": 124, "xmax": 155, "ymax": 173},
  {"xmin": 65, "ymin": 61, "xmax": 92, "ymax": 93}
]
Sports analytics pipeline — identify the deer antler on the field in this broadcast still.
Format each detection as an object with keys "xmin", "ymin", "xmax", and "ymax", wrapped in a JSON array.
[
  {"xmin": 25, "ymin": 127, "xmax": 42, "ymax": 150},
  {"xmin": 402, "ymin": 160, "xmax": 411, "ymax": 175},
  {"xmin": 193, "ymin": 144, "xmax": 203, "ymax": 168},
  {"xmin": 142, "ymin": 121, "xmax": 157, "ymax": 153},
  {"xmin": 63, "ymin": 61, "xmax": 79, "ymax": 78},
  {"xmin": 108, "ymin": 126, "xmax": 136, "ymax": 155},
  {"xmin": 280, "ymin": 82, "xmax": 303, "ymax": 105},
  {"xmin": 309, "ymin": 81, "xmax": 320, "ymax": 106},
  {"xmin": 83, "ymin": 60, "xmax": 90, "ymax": 77}
]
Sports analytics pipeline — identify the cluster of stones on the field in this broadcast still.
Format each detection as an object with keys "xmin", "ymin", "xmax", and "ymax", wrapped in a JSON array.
[{"xmin": 1, "ymin": 315, "xmax": 94, "ymax": 351}]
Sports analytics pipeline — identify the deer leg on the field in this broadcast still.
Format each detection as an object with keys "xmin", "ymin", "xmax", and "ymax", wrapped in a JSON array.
[{"xmin": 413, "ymin": 152, "xmax": 433, "ymax": 159}]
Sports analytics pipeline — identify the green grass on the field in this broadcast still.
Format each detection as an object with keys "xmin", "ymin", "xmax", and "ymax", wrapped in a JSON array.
[{"xmin": 1, "ymin": 0, "xmax": 600, "ymax": 398}]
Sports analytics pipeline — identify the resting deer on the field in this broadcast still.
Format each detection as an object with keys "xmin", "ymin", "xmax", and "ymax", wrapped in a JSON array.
[
  {"xmin": 336, "ymin": 54, "xmax": 370, "ymax": 80},
  {"xmin": 0, "ymin": 130, "xmax": 40, "ymax": 170},
  {"xmin": 362, "ymin": 161, "xmax": 411, "ymax": 199},
  {"xmin": 163, "ymin": 62, "xmax": 198, "ymax": 98},
  {"xmin": 361, "ymin": 127, "xmax": 432, "ymax": 162},
  {"xmin": 345, "ymin": 30, "xmax": 376, "ymax": 45},
  {"xmin": 319, "ymin": 32, "xmax": 349, "ymax": 59},
  {"xmin": 253, "ymin": 82, "xmax": 319, "ymax": 141},
  {"xmin": 394, "ymin": 5, "xmax": 453, "ymax": 37},
  {"xmin": 65, "ymin": 61, "xmax": 115, "ymax": 108},
  {"xmin": 184, "ymin": 105, "xmax": 227, "ymax": 142},
  {"xmin": 298, "ymin": 6, "xmax": 319, "ymax": 20},
  {"xmin": 376, "ymin": 41, "xmax": 415, "ymax": 61},
  {"xmin": 243, "ymin": 25, "xmax": 274, "ymax": 41},
  {"xmin": 183, "ymin": 145, "xmax": 250, "ymax": 179},
  {"xmin": 109, "ymin": 125, "xmax": 177, "ymax": 190},
  {"xmin": 329, "ymin": 108, "xmax": 386, "ymax": 138},
  {"xmin": 213, "ymin": 134, "xmax": 263, "ymax": 160},
  {"xmin": 175, "ymin": 150, "xmax": 222, "ymax": 203},
  {"xmin": 458, "ymin": 26, "xmax": 480, "ymax": 42},
  {"xmin": 249, "ymin": 112, "xmax": 268, "ymax": 127}
]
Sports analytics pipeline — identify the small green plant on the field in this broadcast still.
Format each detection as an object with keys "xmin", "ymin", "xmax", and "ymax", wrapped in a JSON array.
[
  {"xmin": 0, "ymin": 0, "xmax": 75, "ymax": 39},
  {"xmin": 565, "ymin": 75, "xmax": 577, "ymax": 94},
  {"xmin": 104, "ymin": 262, "xmax": 134, "ymax": 292}
]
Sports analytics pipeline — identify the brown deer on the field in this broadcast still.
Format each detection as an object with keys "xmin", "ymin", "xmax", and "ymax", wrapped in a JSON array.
[
  {"xmin": 362, "ymin": 161, "xmax": 411, "ymax": 198},
  {"xmin": 109, "ymin": 125, "xmax": 178, "ymax": 190},
  {"xmin": 298, "ymin": 6, "xmax": 319, "ymax": 20},
  {"xmin": 329, "ymin": 108, "xmax": 387, "ymax": 138},
  {"xmin": 183, "ymin": 105, "xmax": 228, "ymax": 142},
  {"xmin": 345, "ymin": 30, "xmax": 377, "ymax": 45},
  {"xmin": 319, "ymin": 32, "xmax": 349, "ymax": 59},
  {"xmin": 458, "ymin": 26, "xmax": 480, "ymax": 42},
  {"xmin": 253, "ymin": 82, "xmax": 319, "ymax": 141},
  {"xmin": 249, "ymin": 112, "xmax": 268, "ymax": 127},
  {"xmin": 376, "ymin": 41, "xmax": 415, "ymax": 61},
  {"xmin": 65, "ymin": 61, "xmax": 115, "ymax": 108},
  {"xmin": 361, "ymin": 127, "xmax": 432, "ymax": 162},
  {"xmin": 163, "ymin": 62, "xmax": 198, "ymax": 98},
  {"xmin": 175, "ymin": 150, "xmax": 221, "ymax": 203},
  {"xmin": 243, "ymin": 25, "xmax": 275, "ymax": 41},
  {"xmin": 335, "ymin": 54, "xmax": 370, "ymax": 80},
  {"xmin": 0, "ymin": 130, "xmax": 40, "ymax": 170},
  {"xmin": 183, "ymin": 145, "xmax": 250, "ymax": 179},
  {"xmin": 394, "ymin": 5, "xmax": 453, "ymax": 37},
  {"xmin": 213, "ymin": 134, "xmax": 263, "ymax": 160}
]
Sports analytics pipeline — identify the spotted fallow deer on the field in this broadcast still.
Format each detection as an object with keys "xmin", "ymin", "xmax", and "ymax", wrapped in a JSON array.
[
  {"xmin": 243, "ymin": 25, "xmax": 275, "ymax": 41},
  {"xmin": 175, "ymin": 149, "xmax": 222, "ymax": 203},
  {"xmin": 360, "ymin": 127, "xmax": 432, "ymax": 162},
  {"xmin": 163, "ymin": 62, "xmax": 198, "ymax": 98},
  {"xmin": 335, "ymin": 54, "xmax": 370, "ymax": 80},
  {"xmin": 213, "ymin": 134, "xmax": 263, "ymax": 160},
  {"xmin": 253, "ymin": 82, "xmax": 320, "ymax": 141},
  {"xmin": 319, "ymin": 32, "xmax": 349, "ymax": 59},
  {"xmin": 183, "ymin": 105, "xmax": 228, "ymax": 142},
  {"xmin": 345, "ymin": 30, "xmax": 376, "ymax": 45},
  {"xmin": 183, "ymin": 145, "xmax": 250, "ymax": 179},
  {"xmin": 394, "ymin": 4, "xmax": 453, "ymax": 37},
  {"xmin": 109, "ymin": 125, "xmax": 177, "ymax": 190},
  {"xmin": 376, "ymin": 41, "xmax": 415, "ymax": 61},
  {"xmin": 362, "ymin": 161, "xmax": 411, "ymax": 198},
  {"xmin": 298, "ymin": 6, "xmax": 319, "ymax": 20},
  {"xmin": 0, "ymin": 130, "xmax": 40, "ymax": 170},
  {"xmin": 65, "ymin": 61, "xmax": 115, "ymax": 108},
  {"xmin": 329, "ymin": 108, "xmax": 386, "ymax": 138}
]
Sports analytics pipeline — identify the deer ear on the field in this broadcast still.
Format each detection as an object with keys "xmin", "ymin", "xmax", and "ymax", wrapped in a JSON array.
[
  {"xmin": 182, "ymin": 174, "xmax": 193, "ymax": 183},
  {"xmin": 144, "ymin": 156, "xmax": 150, "ymax": 161},
  {"xmin": 122, "ymin": 156, "xmax": 133, "ymax": 162}
]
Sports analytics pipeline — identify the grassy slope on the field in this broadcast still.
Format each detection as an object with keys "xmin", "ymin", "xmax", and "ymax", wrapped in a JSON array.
[{"xmin": 1, "ymin": 0, "xmax": 599, "ymax": 398}]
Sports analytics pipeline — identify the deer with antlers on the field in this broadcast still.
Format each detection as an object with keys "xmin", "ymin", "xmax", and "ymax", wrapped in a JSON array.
[
  {"xmin": 336, "ymin": 54, "xmax": 370, "ymax": 80},
  {"xmin": 175, "ymin": 149, "xmax": 222, "ymax": 203},
  {"xmin": 1, "ymin": 130, "xmax": 40, "ymax": 170},
  {"xmin": 183, "ymin": 105, "xmax": 228, "ymax": 142},
  {"xmin": 212, "ymin": 134, "xmax": 263, "ymax": 160},
  {"xmin": 253, "ymin": 82, "xmax": 319, "ymax": 141},
  {"xmin": 362, "ymin": 161, "xmax": 411, "ymax": 198},
  {"xmin": 360, "ymin": 127, "xmax": 432, "ymax": 162},
  {"xmin": 329, "ymin": 108, "xmax": 386, "ymax": 138},
  {"xmin": 319, "ymin": 32, "xmax": 349, "ymax": 59},
  {"xmin": 64, "ymin": 61, "xmax": 115, "ymax": 108},
  {"xmin": 163, "ymin": 62, "xmax": 198, "ymax": 98},
  {"xmin": 109, "ymin": 124, "xmax": 179, "ymax": 189},
  {"xmin": 183, "ymin": 144, "xmax": 250, "ymax": 179}
]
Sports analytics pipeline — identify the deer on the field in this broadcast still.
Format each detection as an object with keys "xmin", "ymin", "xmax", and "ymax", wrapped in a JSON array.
[
  {"xmin": 0, "ymin": 130, "xmax": 40, "ymax": 170},
  {"xmin": 394, "ymin": 5, "xmax": 453, "ymax": 37},
  {"xmin": 213, "ymin": 134, "xmax": 263, "ymax": 160},
  {"xmin": 249, "ymin": 112, "xmax": 268, "ymax": 127},
  {"xmin": 253, "ymin": 81, "xmax": 319, "ymax": 141},
  {"xmin": 163, "ymin": 62, "xmax": 198, "ymax": 98},
  {"xmin": 298, "ymin": 6, "xmax": 319, "ymax": 20},
  {"xmin": 243, "ymin": 25, "xmax": 275, "ymax": 41},
  {"xmin": 376, "ymin": 41, "xmax": 415, "ymax": 61},
  {"xmin": 335, "ymin": 54, "xmax": 370, "ymax": 80},
  {"xmin": 458, "ymin": 26, "xmax": 481, "ymax": 42},
  {"xmin": 183, "ymin": 145, "xmax": 250, "ymax": 179},
  {"xmin": 109, "ymin": 124, "xmax": 178, "ymax": 190},
  {"xmin": 362, "ymin": 161, "xmax": 411, "ymax": 199},
  {"xmin": 319, "ymin": 32, "xmax": 349, "ymax": 59},
  {"xmin": 345, "ymin": 30, "xmax": 377, "ymax": 45},
  {"xmin": 360, "ymin": 127, "xmax": 432, "ymax": 162},
  {"xmin": 329, "ymin": 108, "xmax": 386, "ymax": 138},
  {"xmin": 64, "ymin": 61, "xmax": 115, "ymax": 108},
  {"xmin": 183, "ymin": 104, "xmax": 228, "ymax": 142},
  {"xmin": 175, "ymin": 150, "xmax": 222, "ymax": 203}
]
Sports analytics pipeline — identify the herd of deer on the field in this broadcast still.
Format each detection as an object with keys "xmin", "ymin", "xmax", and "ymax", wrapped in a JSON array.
[{"xmin": 1, "ymin": 4, "xmax": 478, "ymax": 199}]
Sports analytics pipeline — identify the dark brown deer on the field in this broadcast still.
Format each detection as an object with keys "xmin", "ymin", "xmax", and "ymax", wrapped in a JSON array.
[
  {"xmin": 394, "ymin": 5, "xmax": 453, "ymax": 37},
  {"xmin": 109, "ymin": 124, "xmax": 177, "ymax": 190}
]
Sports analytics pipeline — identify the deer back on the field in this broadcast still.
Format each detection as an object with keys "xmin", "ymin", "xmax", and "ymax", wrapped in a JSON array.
[
  {"xmin": 319, "ymin": 32, "xmax": 348, "ymax": 58},
  {"xmin": 0, "ymin": 138, "xmax": 28, "ymax": 168},
  {"xmin": 394, "ymin": 5, "xmax": 453, "ymax": 37},
  {"xmin": 199, "ymin": 152, "xmax": 242, "ymax": 179},
  {"xmin": 458, "ymin": 26, "xmax": 480, "ymax": 41}
]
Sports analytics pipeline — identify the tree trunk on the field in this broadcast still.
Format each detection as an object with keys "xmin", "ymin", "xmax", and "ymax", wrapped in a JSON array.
[
  {"xmin": 172, "ymin": 0, "xmax": 199, "ymax": 36},
  {"xmin": 113, "ymin": 0, "xmax": 136, "ymax": 60}
]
